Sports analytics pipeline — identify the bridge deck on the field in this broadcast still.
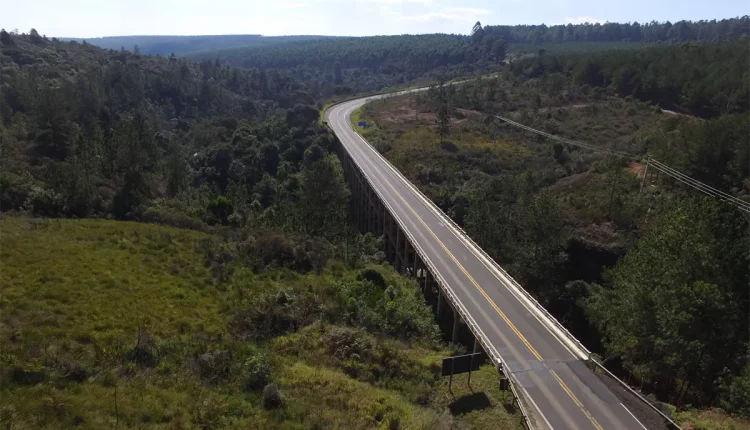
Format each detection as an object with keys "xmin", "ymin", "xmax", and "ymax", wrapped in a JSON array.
[{"xmin": 326, "ymin": 96, "xmax": 647, "ymax": 430}]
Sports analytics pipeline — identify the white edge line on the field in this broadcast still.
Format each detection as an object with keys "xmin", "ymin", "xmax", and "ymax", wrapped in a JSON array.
[
  {"xmin": 347, "ymin": 97, "xmax": 590, "ymax": 361},
  {"xmin": 621, "ymin": 403, "xmax": 648, "ymax": 430},
  {"xmin": 332, "ymin": 88, "xmax": 683, "ymax": 430},
  {"xmin": 331, "ymin": 102, "xmax": 554, "ymax": 430}
]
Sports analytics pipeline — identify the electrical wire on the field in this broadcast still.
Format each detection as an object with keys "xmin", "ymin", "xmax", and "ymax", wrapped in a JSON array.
[{"xmin": 459, "ymin": 104, "xmax": 750, "ymax": 212}]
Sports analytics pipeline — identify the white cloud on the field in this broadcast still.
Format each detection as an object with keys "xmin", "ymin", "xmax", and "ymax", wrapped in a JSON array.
[
  {"xmin": 399, "ymin": 7, "xmax": 489, "ymax": 22},
  {"xmin": 276, "ymin": 1, "xmax": 306, "ymax": 9},
  {"xmin": 367, "ymin": 0, "xmax": 431, "ymax": 4},
  {"xmin": 564, "ymin": 16, "xmax": 606, "ymax": 25}
]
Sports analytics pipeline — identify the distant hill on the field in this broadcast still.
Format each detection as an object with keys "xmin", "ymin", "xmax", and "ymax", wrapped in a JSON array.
[
  {"xmin": 65, "ymin": 34, "xmax": 333, "ymax": 56},
  {"xmin": 187, "ymin": 34, "xmax": 507, "ymax": 96}
]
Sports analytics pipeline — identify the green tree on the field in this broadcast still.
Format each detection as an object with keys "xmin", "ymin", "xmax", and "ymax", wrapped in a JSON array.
[
  {"xmin": 297, "ymin": 155, "xmax": 350, "ymax": 239},
  {"xmin": 33, "ymin": 85, "xmax": 72, "ymax": 161},
  {"xmin": 431, "ymin": 81, "xmax": 450, "ymax": 143},
  {"xmin": 207, "ymin": 195, "xmax": 234, "ymax": 225},
  {"xmin": 0, "ymin": 29, "xmax": 13, "ymax": 45},
  {"xmin": 585, "ymin": 198, "xmax": 749, "ymax": 405},
  {"xmin": 510, "ymin": 190, "xmax": 568, "ymax": 297}
]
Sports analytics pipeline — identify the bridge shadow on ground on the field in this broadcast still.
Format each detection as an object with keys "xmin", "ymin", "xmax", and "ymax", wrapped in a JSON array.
[{"xmin": 448, "ymin": 392, "xmax": 492, "ymax": 416}]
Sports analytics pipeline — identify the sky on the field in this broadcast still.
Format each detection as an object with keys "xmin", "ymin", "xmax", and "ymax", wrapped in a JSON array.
[{"xmin": 3, "ymin": 0, "xmax": 747, "ymax": 38}]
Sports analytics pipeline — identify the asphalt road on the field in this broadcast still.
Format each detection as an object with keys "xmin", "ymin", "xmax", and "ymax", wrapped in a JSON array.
[{"xmin": 325, "ymin": 94, "xmax": 649, "ymax": 430}]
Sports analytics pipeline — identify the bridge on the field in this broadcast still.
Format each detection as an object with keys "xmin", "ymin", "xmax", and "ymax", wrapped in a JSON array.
[{"xmin": 324, "ymin": 91, "xmax": 670, "ymax": 430}]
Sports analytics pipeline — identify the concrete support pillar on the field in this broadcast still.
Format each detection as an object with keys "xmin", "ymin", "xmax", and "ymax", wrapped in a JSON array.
[
  {"xmin": 436, "ymin": 290, "xmax": 444, "ymax": 319},
  {"xmin": 403, "ymin": 239, "xmax": 411, "ymax": 277},
  {"xmin": 381, "ymin": 205, "xmax": 387, "ymax": 237},
  {"xmin": 473, "ymin": 337, "xmax": 480, "ymax": 354},
  {"xmin": 394, "ymin": 228, "xmax": 402, "ymax": 272},
  {"xmin": 452, "ymin": 310, "xmax": 460, "ymax": 344},
  {"xmin": 366, "ymin": 188, "xmax": 372, "ymax": 233}
]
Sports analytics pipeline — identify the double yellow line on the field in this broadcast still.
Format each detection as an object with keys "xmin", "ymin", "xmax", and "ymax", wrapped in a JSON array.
[{"xmin": 367, "ymin": 148, "xmax": 604, "ymax": 430}]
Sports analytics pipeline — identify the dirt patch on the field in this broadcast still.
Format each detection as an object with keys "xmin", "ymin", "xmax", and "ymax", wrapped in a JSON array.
[
  {"xmin": 626, "ymin": 162, "xmax": 646, "ymax": 178},
  {"xmin": 548, "ymin": 172, "xmax": 591, "ymax": 191},
  {"xmin": 374, "ymin": 97, "xmax": 482, "ymax": 125}
]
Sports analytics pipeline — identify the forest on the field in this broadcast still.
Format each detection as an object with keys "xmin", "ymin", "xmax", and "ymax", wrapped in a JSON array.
[
  {"xmin": 353, "ymin": 36, "xmax": 749, "ymax": 422},
  {"xmin": 485, "ymin": 16, "xmax": 750, "ymax": 43},
  {"xmin": 1, "ymin": 17, "xmax": 749, "ymax": 429},
  {"xmin": 509, "ymin": 40, "xmax": 749, "ymax": 117},
  {"xmin": 0, "ymin": 30, "xmax": 529, "ymax": 429},
  {"xmin": 70, "ymin": 34, "xmax": 333, "ymax": 56},
  {"xmin": 189, "ymin": 31, "xmax": 508, "ymax": 98}
]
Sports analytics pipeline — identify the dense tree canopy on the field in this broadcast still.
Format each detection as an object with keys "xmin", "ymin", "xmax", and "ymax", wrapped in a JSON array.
[
  {"xmin": 486, "ymin": 16, "xmax": 749, "ymax": 43},
  {"xmin": 585, "ymin": 198, "xmax": 749, "ymax": 407},
  {"xmin": 189, "ymin": 34, "xmax": 507, "ymax": 97},
  {"xmin": 509, "ymin": 40, "xmax": 749, "ymax": 117},
  {"xmin": 0, "ymin": 30, "xmax": 348, "ymax": 241}
]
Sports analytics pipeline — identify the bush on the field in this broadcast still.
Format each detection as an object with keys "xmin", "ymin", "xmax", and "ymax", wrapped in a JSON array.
[
  {"xmin": 356, "ymin": 268, "xmax": 386, "ymax": 288},
  {"xmin": 141, "ymin": 208, "xmax": 209, "ymax": 231},
  {"xmin": 207, "ymin": 195, "xmax": 233, "ymax": 225},
  {"xmin": 231, "ymin": 289, "xmax": 323, "ymax": 340},
  {"xmin": 124, "ymin": 329, "xmax": 159, "ymax": 367},
  {"xmin": 0, "ymin": 173, "xmax": 32, "ymax": 211},
  {"xmin": 245, "ymin": 353, "xmax": 272, "ymax": 390},
  {"xmin": 440, "ymin": 141, "xmax": 458, "ymax": 153},
  {"xmin": 262, "ymin": 383, "xmax": 284, "ymax": 409},
  {"xmin": 24, "ymin": 186, "xmax": 65, "ymax": 216},
  {"xmin": 9, "ymin": 365, "xmax": 46, "ymax": 385},
  {"xmin": 194, "ymin": 350, "xmax": 232, "ymax": 384},
  {"xmin": 721, "ymin": 364, "xmax": 750, "ymax": 417},
  {"xmin": 252, "ymin": 230, "xmax": 331, "ymax": 273}
]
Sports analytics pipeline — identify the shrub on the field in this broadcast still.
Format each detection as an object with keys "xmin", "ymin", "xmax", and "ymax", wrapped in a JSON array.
[
  {"xmin": 9, "ymin": 365, "xmax": 46, "ymax": 385},
  {"xmin": 194, "ymin": 350, "xmax": 232, "ymax": 384},
  {"xmin": 0, "ymin": 173, "xmax": 32, "ymax": 211},
  {"xmin": 245, "ymin": 353, "xmax": 272, "ymax": 390},
  {"xmin": 231, "ymin": 289, "xmax": 323, "ymax": 340},
  {"xmin": 262, "ymin": 383, "xmax": 284, "ymax": 409},
  {"xmin": 252, "ymin": 230, "xmax": 332, "ymax": 273},
  {"xmin": 24, "ymin": 186, "xmax": 66, "ymax": 216},
  {"xmin": 124, "ymin": 329, "xmax": 159, "ymax": 367},
  {"xmin": 440, "ymin": 141, "xmax": 458, "ymax": 153},
  {"xmin": 356, "ymin": 268, "xmax": 386, "ymax": 288},
  {"xmin": 141, "ymin": 207, "xmax": 208, "ymax": 231},
  {"xmin": 207, "ymin": 195, "xmax": 233, "ymax": 225}
]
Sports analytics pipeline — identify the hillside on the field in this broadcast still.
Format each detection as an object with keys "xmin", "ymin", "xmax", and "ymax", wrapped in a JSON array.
[
  {"xmin": 0, "ymin": 217, "xmax": 523, "ymax": 429},
  {"xmin": 0, "ymin": 28, "xmax": 527, "ymax": 429},
  {"xmin": 352, "ymin": 41, "xmax": 749, "ymax": 420},
  {"xmin": 188, "ymin": 33, "xmax": 507, "ymax": 98},
  {"xmin": 68, "ymin": 34, "xmax": 332, "ymax": 56},
  {"xmin": 485, "ymin": 16, "xmax": 750, "ymax": 44},
  {"xmin": 0, "ymin": 29, "xmax": 335, "ymax": 232}
]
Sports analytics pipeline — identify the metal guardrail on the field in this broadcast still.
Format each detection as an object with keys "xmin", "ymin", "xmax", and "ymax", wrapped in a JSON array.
[
  {"xmin": 349, "ymin": 112, "xmax": 592, "ymax": 360},
  {"xmin": 328, "ymin": 113, "xmax": 536, "ymax": 430},
  {"xmin": 344, "ymin": 102, "xmax": 682, "ymax": 429},
  {"xmin": 327, "ymin": 89, "xmax": 683, "ymax": 430}
]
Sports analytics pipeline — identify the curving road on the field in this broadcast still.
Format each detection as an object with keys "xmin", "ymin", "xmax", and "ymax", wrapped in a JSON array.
[{"xmin": 325, "ymin": 93, "xmax": 648, "ymax": 430}]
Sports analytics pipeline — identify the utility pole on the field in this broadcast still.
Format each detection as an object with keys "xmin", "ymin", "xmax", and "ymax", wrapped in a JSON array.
[{"xmin": 638, "ymin": 156, "xmax": 650, "ymax": 200}]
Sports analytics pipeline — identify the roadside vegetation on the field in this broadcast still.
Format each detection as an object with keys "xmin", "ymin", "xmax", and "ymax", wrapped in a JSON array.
[
  {"xmin": 0, "ymin": 217, "xmax": 524, "ymax": 429},
  {"xmin": 353, "ymin": 39, "xmax": 749, "ymax": 427},
  {"xmin": 1, "ymin": 16, "xmax": 748, "ymax": 429}
]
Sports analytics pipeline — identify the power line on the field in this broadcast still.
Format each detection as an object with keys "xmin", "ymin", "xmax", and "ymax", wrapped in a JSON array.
[
  {"xmin": 647, "ymin": 160, "xmax": 750, "ymax": 212},
  {"xmin": 464, "ymin": 106, "xmax": 750, "ymax": 213},
  {"xmin": 491, "ymin": 113, "xmax": 635, "ymax": 158}
]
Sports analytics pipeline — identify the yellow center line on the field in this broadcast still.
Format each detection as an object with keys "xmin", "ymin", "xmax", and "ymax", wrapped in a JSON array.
[{"xmin": 361, "ymin": 146, "xmax": 605, "ymax": 430}]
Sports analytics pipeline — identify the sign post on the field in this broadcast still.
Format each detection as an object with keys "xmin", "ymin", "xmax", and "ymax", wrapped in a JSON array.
[{"xmin": 442, "ymin": 352, "xmax": 487, "ymax": 393}]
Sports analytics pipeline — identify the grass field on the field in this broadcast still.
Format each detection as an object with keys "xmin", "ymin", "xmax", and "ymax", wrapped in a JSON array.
[{"xmin": 0, "ymin": 217, "xmax": 523, "ymax": 429}]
